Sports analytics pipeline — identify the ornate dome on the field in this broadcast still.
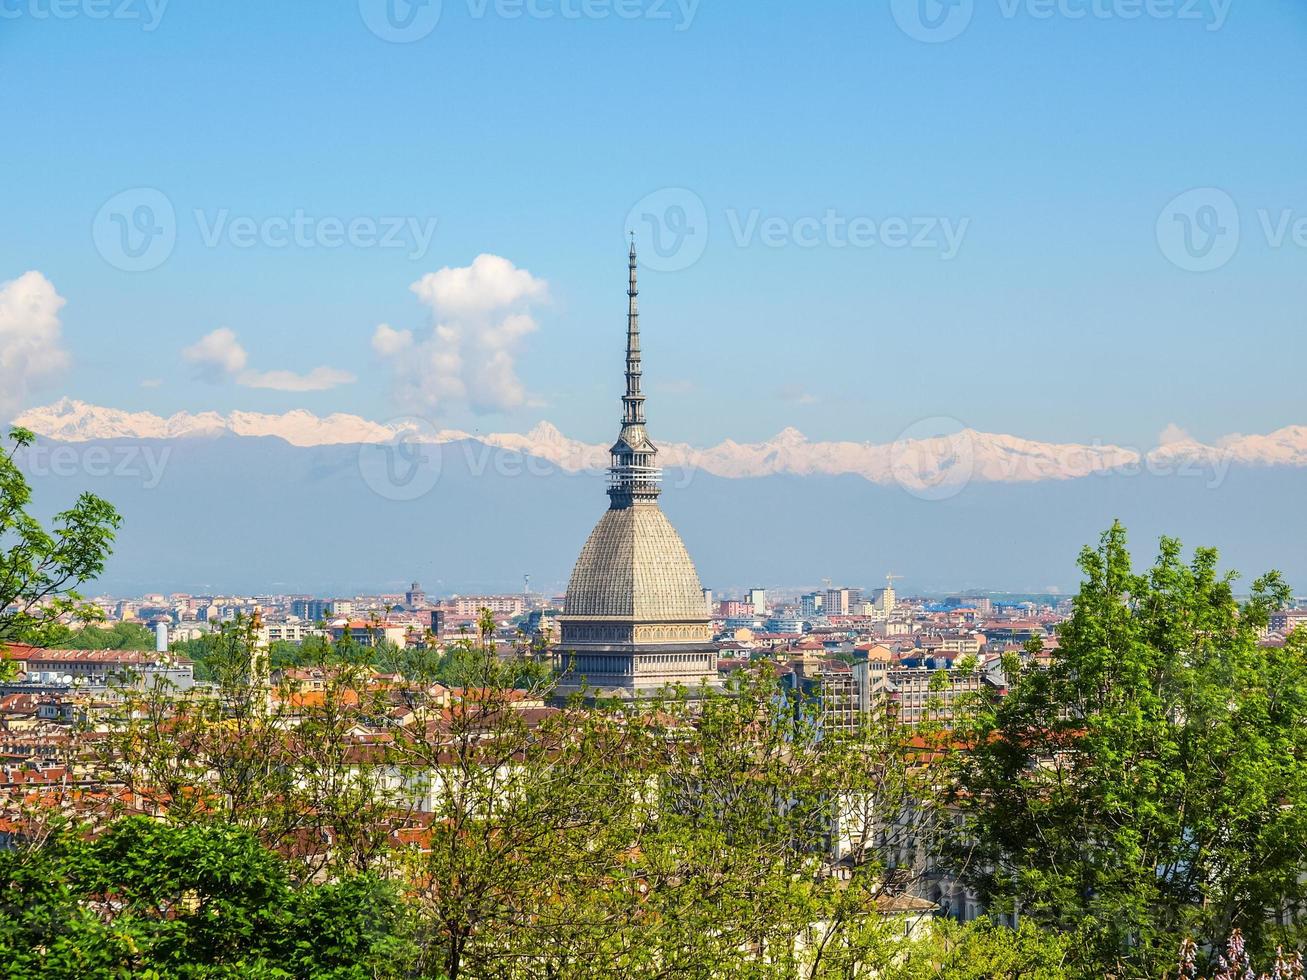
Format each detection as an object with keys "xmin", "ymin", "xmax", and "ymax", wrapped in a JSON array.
[{"xmin": 563, "ymin": 502, "xmax": 708, "ymax": 622}]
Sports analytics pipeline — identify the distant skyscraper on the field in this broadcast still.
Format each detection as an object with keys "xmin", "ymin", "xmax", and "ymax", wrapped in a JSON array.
[
  {"xmin": 825, "ymin": 588, "xmax": 849, "ymax": 617},
  {"xmin": 556, "ymin": 243, "xmax": 717, "ymax": 696},
  {"xmin": 748, "ymin": 588, "xmax": 767, "ymax": 616}
]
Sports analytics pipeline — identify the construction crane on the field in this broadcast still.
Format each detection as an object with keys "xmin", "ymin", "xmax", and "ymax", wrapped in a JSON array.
[{"xmin": 885, "ymin": 573, "xmax": 904, "ymax": 587}]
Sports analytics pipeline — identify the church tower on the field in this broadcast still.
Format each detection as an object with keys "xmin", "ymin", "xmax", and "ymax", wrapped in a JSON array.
[{"xmin": 555, "ymin": 242, "xmax": 717, "ymax": 697}]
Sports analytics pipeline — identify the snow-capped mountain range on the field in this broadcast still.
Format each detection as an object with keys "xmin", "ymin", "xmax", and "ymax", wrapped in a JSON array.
[
  {"xmin": 11, "ymin": 399, "xmax": 1307, "ymax": 594},
  {"xmin": 14, "ymin": 399, "xmax": 1307, "ymax": 489}
]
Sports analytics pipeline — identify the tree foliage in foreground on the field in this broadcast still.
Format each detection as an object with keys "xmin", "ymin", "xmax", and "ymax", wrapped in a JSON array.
[
  {"xmin": 0, "ymin": 810, "xmax": 1078, "ymax": 980},
  {"xmin": 951, "ymin": 522, "xmax": 1307, "ymax": 979},
  {"xmin": 0, "ymin": 816, "xmax": 407, "ymax": 979},
  {"xmin": 0, "ymin": 427, "xmax": 120, "ymax": 673}
]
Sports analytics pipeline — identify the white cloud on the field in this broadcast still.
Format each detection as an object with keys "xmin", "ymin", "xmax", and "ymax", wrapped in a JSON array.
[
  {"xmin": 239, "ymin": 367, "xmax": 356, "ymax": 392},
  {"xmin": 0, "ymin": 271, "xmax": 70, "ymax": 420},
  {"xmin": 374, "ymin": 254, "xmax": 547, "ymax": 415},
  {"xmin": 183, "ymin": 327, "xmax": 248, "ymax": 380},
  {"xmin": 140, "ymin": 378, "xmax": 163, "ymax": 389},
  {"xmin": 371, "ymin": 323, "xmax": 413, "ymax": 357},
  {"xmin": 183, "ymin": 327, "xmax": 354, "ymax": 392},
  {"xmin": 410, "ymin": 253, "xmax": 547, "ymax": 317}
]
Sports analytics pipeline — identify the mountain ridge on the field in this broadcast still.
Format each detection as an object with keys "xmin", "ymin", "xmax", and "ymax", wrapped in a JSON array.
[
  {"xmin": 12, "ymin": 429, "xmax": 1304, "ymax": 595},
  {"xmin": 19, "ymin": 400, "xmax": 1305, "ymax": 491}
]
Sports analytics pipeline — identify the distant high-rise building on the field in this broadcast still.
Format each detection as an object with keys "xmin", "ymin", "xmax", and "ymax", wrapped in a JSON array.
[
  {"xmin": 555, "ymin": 244, "xmax": 717, "ymax": 697},
  {"xmin": 718, "ymin": 599, "xmax": 752, "ymax": 619},
  {"xmin": 800, "ymin": 592, "xmax": 824, "ymax": 619},
  {"xmin": 823, "ymin": 587, "xmax": 866, "ymax": 617},
  {"xmin": 444, "ymin": 595, "xmax": 525, "ymax": 617},
  {"xmin": 748, "ymin": 588, "xmax": 768, "ymax": 616},
  {"xmin": 291, "ymin": 598, "xmax": 332, "ymax": 621}
]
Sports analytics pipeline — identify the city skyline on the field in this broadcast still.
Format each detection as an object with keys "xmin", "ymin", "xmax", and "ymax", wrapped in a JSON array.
[{"xmin": 5, "ymin": 5, "xmax": 1307, "ymax": 977}]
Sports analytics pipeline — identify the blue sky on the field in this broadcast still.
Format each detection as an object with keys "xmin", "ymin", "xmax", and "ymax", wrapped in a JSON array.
[{"xmin": 2, "ymin": 0, "xmax": 1304, "ymax": 450}]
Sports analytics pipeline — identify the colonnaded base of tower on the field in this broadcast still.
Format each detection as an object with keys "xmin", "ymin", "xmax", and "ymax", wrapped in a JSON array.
[
  {"xmin": 551, "ymin": 637, "xmax": 721, "ymax": 700},
  {"xmin": 550, "ymin": 656, "xmax": 722, "ymax": 704}
]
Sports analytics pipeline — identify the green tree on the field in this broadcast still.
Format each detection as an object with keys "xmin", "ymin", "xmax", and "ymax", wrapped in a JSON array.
[
  {"xmin": 951, "ymin": 522, "xmax": 1307, "ymax": 978},
  {"xmin": 48, "ymin": 620, "xmax": 156, "ymax": 650},
  {"xmin": 0, "ymin": 427, "xmax": 120, "ymax": 673},
  {"xmin": 924, "ymin": 919, "xmax": 1073, "ymax": 979},
  {"xmin": 0, "ymin": 816, "xmax": 407, "ymax": 979}
]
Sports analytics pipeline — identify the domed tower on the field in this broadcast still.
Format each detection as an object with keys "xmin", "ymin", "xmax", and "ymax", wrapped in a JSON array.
[{"xmin": 555, "ymin": 242, "xmax": 717, "ymax": 697}]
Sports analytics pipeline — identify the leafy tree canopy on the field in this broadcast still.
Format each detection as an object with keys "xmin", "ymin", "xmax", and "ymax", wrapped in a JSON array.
[
  {"xmin": 0, "ymin": 817, "xmax": 408, "ymax": 979},
  {"xmin": 1, "ymin": 427, "xmax": 121, "ymax": 677},
  {"xmin": 951, "ymin": 522, "xmax": 1306, "ymax": 978},
  {"xmin": 45, "ymin": 620, "xmax": 156, "ymax": 651}
]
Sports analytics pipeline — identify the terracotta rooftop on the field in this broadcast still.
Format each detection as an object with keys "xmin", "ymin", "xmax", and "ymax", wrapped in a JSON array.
[{"xmin": 3, "ymin": 646, "xmax": 193, "ymax": 666}]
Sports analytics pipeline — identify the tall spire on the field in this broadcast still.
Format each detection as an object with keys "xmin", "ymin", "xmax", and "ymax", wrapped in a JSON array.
[
  {"xmin": 608, "ymin": 239, "xmax": 660, "ymax": 507},
  {"xmin": 624, "ymin": 234, "xmax": 644, "ymax": 426}
]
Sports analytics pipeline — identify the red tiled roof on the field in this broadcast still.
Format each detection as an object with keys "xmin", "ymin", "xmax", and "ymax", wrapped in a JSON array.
[
  {"xmin": 3, "ymin": 647, "xmax": 193, "ymax": 666},
  {"xmin": 0, "ymin": 694, "xmax": 38, "ymax": 714}
]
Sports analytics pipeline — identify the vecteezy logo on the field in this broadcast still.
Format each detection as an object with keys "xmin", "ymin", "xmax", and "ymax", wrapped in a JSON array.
[
  {"xmin": 888, "ymin": 416, "xmax": 975, "ymax": 501},
  {"xmin": 1156, "ymin": 187, "xmax": 1240, "ymax": 273},
  {"xmin": 624, "ymin": 188, "xmax": 709, "ymax": 272},
  {"xmin": 92, "ymin": 188, "xmax": 177, "ymax": 272},
  {"xmin": 890, "ymin": 0, "xmax": 974, "ymax": 43},
  {"xmin": 359, "ymin": 0, "xmax": 442, "ymax": 42},
  {"xmin": 358, "ymin": 418, "xmax": 444, "ymax": 501}
]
